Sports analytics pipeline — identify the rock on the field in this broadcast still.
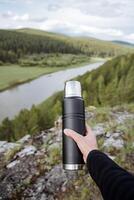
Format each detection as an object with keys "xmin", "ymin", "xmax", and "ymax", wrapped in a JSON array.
[
  {"xmin": 47, "ymin": 142, "xmax": 60, "ymax": 151},
  {"xmin": 0, "ymin": 142, "xmax": 20, "ymax": 154},
  {"xmin": 0, "ymin": 151, "xmax": 46, "ymax": 199},
  {"xmin": 0, "ymin": 141, "xmax": 7, "ymax": 148},
  {"xmin": 32, "ymin": 134, "xmax": 44, "ymax": 147},
  {"xmin": 112, "ymin": 111, "xmax": 134, "ymax": 124},
  {"xmin": 106, "ymin": 132, "xmax": 111, "ymax": 138},
  {"xmin": 112, "ymin": 132, "xmax": 122, "ymax": 139},
  {"xmin": 44, "ymin": 165, "xmax": 68, "ymax": 193},
  {"xmin": 0, "ymin": 108, "xmax": 133, "ymax": 200},
  {"xmin": 17, "ymin": 135, "xmax": 32, "ymax": 145},
  {"xmin": 49, "ymin": 127, "xmax": 56, "ymax": 132},
  {"xmin": 93, "ymin": 123, "xmax": 105, "ymax": 136},
  {"xmin": 103, "ymin": 137, "xmax": 124, "ymax": 149},
  {"xmin": 85, "ymin": 110, "xmax": 95, "ymax": 120},
  {"xmin": 42, "ymin": 135, "xmax": 47, "ymax": 141},
  {"xmin": 6, "ymin": 160, "xmax": 20, "ymax": 169},
  {"xmin": 104, "ymin": 130, "xmax": 124, "ymax": 150},
  {"xmin": 55, "ymin": 130, "xmax": 62, "ymax": 142},
  {"xmin": 48, "ymin": 140, "xmax": 53, "ymax": 145},
  {"xmin": 22, "ymin": 164, "xmax": 76, "ymax": 199},
  {"xmin": 106, "ymin": 131, "xmax": 123, "ymax": 139},
  {"xmin": 15, "ymin": 145, "xmax": 37, "ymax": 158},
  {"xmin": 85, "ymin": 112, "xmax": 94, "ymax": 119},
  {"xmin": 0, "ymin": 142, "xmax": 21, "ymax": 168}
]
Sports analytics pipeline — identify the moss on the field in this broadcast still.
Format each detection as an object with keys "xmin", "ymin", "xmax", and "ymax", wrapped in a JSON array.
[
  {"xmin": 97, "ymin": 137, "xmax": 105, "ymax": 150},
  {"xmin": 4, "ymin": 144, "xmax": 22, "ymax": 161},
  {"xmin": 94, "ymin": 108, "xmax": 112, "ymax": 123},
  {"xmin": 112, "ymin": 104, "xmax": 134, "ymax": 113},
  {"xmin": 86, "ymin": 105, "xmax": 97, "ymax": 112},
  {"xmin": 46, "ymin": 144, "xmax": 61, "ymax": 166},
  {"xmin": 62, "ymin": 175, "xmax": 102, "ymax": 200}
]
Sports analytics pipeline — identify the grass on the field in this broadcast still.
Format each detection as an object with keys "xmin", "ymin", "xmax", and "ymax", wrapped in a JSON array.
[
  {"xmin": 0, "ymin": 65, "xmax": 62, "ymax": 91},
  {"xmin": 0, "ymin": 55, "xmax": 103, "ymax": 92}
]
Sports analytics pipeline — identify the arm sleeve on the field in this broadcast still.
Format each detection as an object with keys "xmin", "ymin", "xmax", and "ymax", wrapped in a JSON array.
[{"xmin": 86, "ymin": 150, "xmax": 134, "ymax": 200}]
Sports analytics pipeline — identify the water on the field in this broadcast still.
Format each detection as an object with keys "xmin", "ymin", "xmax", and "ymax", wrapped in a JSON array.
[{"xmin": 0, "ymin": 62, "xmax": 104, "ymax": 122}]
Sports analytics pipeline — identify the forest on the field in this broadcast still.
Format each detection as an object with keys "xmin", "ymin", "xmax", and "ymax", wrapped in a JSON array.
[
  {"xmin": 0, "ymin": 28, "xmax": 133, "ymax": 64},
  {"xmin": 0, "ymin": 53, "xmax": 134, "ymax": 141},
  {"xmin": 78, "ymin": 53, "xmax": 134, "ymax": 106}
]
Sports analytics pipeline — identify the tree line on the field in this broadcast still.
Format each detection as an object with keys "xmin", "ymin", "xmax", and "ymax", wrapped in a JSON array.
[
  {"xmin": 0, "ymin": 29, "xmax": 133, "ymax": 64},
  {"xmin": 0, "ymin": 30, "xmax": 81, "ymax": 63},
  {"xmin": 78, "ymin": 53, "xmax": 134, "ymax": 106}
]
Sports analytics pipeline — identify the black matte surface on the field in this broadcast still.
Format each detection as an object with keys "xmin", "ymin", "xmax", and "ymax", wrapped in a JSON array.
[{"xmin": 62, "ymin": 97, "xmax": 86, "ymax": 165}]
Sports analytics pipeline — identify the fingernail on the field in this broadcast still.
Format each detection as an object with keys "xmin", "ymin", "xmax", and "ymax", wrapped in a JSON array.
[{"xmin": 64, "ymin": 129, "xmax": 70, "ymax": 135}]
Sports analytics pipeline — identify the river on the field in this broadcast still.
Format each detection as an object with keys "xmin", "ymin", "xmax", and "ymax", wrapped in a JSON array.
[{"xmin": 0, "ymin": 61, "xmax": 104, "ymax": 122}]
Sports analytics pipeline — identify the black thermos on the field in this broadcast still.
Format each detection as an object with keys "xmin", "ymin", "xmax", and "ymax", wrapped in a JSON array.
[{"xmin": 62, "ymin": 81, "xmax": 86, "ymax": 170}]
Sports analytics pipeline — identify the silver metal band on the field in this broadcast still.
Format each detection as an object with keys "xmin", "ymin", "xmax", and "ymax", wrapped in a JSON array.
[{"xmin": 63, "ymin": 164, "xmax": 84, "ymax": 170}]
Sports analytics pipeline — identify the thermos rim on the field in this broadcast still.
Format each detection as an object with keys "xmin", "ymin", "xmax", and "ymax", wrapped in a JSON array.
[{"xmin": 63, "ymin": 164, "xmax": 84, "ymax": 170}]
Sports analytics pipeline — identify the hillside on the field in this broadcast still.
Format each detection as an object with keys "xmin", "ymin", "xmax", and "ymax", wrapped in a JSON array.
[
  {"xmin": 16, "ymin": 28, "xmax": 68, "ymax": 40},
  {"xmin": 0, "ymin": 53, "xmax": 134, "ymax": 142},
  {"xmin": 0, "ymin": 28, "xmax": 133, "ymax": 64},
  {"xmin": 16, "ymin": 28, "xmax": 134, "ymax": 56},
  {"xmin": 0, "ymin": 105, "xmax": 133, "ymax": 199},
  {"xmin": 0, "ymin": 29, "xmax": 80, "ymax": 63},
  {"xmin": 77, "ymin": 53, "xmax": 134, "ymax": 106},
  {"xmin": 112, "ymin": 40, "xmax": 134, "ymax": 48},
  {"xmin": 16, "ymin": 28, "xmax": 134, "ymax": 57}
]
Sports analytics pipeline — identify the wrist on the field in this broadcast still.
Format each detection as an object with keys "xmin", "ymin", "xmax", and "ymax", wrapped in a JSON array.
[{"xmin": 85, "ymin": 148, "xmax": 98, "ymax": 163}]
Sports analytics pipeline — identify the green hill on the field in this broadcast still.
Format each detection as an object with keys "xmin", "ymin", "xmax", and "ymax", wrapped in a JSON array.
[
  {"xmin": 16, "ymin": 28, "xmax": 134, "ymax": 57},
  {"xmin": 0, "ymin": 28, "xmax": 133, "ymax": 64},
  {"xmin": 0, "ymin": 29, "xmax": 80, "ymax": 63},
  {"xmin": 16, "ymin": 28, "xmax": 68, "ymax": 39},
  {"xmin": 77, "ymin": 53, "xmax": 134, "ymax": 106},
  {"xmin": 112, "ymin": 40, "xmax": 134, "ymax": 48}
]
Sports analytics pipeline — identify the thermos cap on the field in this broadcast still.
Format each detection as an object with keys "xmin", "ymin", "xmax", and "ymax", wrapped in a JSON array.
[{"xmin": 65, "ymin": 81, "xmax": 82, "ymax": 97}]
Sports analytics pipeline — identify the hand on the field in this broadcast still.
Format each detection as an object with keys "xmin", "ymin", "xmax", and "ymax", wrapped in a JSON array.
[{"xmin": 64, "ymin": 124, "xmax": 98, "ymax": 163}]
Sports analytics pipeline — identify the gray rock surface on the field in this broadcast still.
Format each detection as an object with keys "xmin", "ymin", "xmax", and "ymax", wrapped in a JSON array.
[
  {"xmin": 0, "ymin": 110, "xmax": 133, "ymax": 199},
  {"xmin": 93, "ymin": 123, "xmax": 105, "ymax": 136},
  {"xmin": 103, "ymin": 136, "xmax": 124, "ymax": 149},
  {"xmin": 15, "ymin": 145, "xmax": 37, "ymax": 158},
  {"xmin": 22, "ymin": 164, "xmax": 77, "ymax": 200}
]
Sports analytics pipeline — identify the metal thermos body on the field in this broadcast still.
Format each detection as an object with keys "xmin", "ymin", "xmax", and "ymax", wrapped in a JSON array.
[{"xmin": 62, "ymin": 81, "xmax": 86, "ymax": 170}]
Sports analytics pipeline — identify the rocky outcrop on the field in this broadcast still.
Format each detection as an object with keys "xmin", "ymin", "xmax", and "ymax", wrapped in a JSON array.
[{"xmin": 0, "ymin": 109, "xmax": 134, "ymax": 199}]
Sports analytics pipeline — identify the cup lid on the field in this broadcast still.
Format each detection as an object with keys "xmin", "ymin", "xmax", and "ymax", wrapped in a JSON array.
[{"xmin": 64, "ymin": 81, "xmax": 81, "ymax": 97}]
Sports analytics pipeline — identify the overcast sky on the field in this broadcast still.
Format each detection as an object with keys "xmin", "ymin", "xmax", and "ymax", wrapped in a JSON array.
[{"xmin": 0, "ymin": 0, "xmax": 134, "ymax": 42}]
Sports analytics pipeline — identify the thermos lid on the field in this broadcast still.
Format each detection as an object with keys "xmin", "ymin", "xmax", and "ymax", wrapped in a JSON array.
[{"xmin": 64, "ymin": 81, "xmax": 82, "ymax": 97}]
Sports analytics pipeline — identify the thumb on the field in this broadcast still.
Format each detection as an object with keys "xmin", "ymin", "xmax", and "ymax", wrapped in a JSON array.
[{"xmin": 64, "ymin": 129, "xmax": 83, "ymax": 145}]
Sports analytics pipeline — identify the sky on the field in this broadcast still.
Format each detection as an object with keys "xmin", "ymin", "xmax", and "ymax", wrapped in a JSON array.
[{"xmin": 0, "ymin": 0, "xmax": 134, "ymax": 43}]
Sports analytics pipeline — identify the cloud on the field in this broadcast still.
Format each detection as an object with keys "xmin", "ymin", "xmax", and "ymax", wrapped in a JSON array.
[
  {"xmin": 0, "ymin": 0, "xmax": 134, "ymax": 42},
  {"xmin": 30, "ymin": 17, "xmax": 47, "ymax": 23},
  {"xmin": 0, "ymin": 0, "xmax": 32, "ymax": 4},
  {"xmin": 125, "ymin": 33, "xmax": 134, "ymax": 42},
  {"xmin": 1, "ymin": 11, "xmax": 46, "ymax": 22},
  {"xmin": 13, "ymin": 13, "xmax": 29, "ymax": 21},
  {"xmin": 2, "ymin": 11, "xmax": 30, "ymax": 21},
  {"xmin": 2, "ymin": 11, "xmax": 14, "ymax": 18},
  {"xmin": 40, "ymin": 19, "xmax": 123, "ymax": 38},
  {"xmin": 47, "ymin": 3, "xmax": 61, "ymax": 11}
]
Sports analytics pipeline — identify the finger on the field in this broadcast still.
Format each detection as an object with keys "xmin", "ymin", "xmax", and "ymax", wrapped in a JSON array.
[{"xmin": 64, "ymin": 129, "xmax": 83, "ymax": 144}]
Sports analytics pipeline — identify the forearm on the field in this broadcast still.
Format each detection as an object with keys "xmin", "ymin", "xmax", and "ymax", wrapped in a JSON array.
[{"xmin": 86, "ymin": 150, "xmax": 134, "ymax": 200}]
